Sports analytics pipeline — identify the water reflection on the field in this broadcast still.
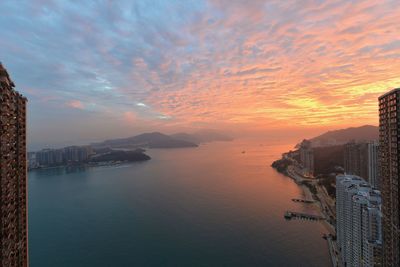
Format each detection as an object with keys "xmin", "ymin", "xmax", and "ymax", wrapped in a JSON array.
[{"xmin": 28, "ymin": 140, "xmax": 330, "ymax": 267}]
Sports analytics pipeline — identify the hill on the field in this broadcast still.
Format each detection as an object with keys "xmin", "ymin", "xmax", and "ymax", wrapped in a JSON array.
[
  {"xmin": 92, "ymin": 132, "xmax": 198, "ymax": 149},
  {"xmin": 310, "ymin": 125, "xmax": 378, "ymax": 147}
]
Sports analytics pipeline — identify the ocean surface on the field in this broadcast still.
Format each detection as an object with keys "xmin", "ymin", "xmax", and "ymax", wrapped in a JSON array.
[{"xmin": 28, "ymin": 139, "xmax": 330, "ymax": 267}]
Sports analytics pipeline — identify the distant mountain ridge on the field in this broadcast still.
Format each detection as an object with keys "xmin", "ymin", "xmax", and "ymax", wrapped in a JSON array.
[
  {"xmin": 310, "ymin": 125, "xmax": 378, "ymax": 147},
  {"xmin": 92, "ymin": 132, "xmax": 198, "ymax": 149},
  {"xmin": 92, "ymin": 130, "xmax": 232, "ymax": 149}
]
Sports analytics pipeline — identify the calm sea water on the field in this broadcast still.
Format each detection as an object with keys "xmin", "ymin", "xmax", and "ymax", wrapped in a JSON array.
[{"xmin": 28, "ymin": 140, "xmax": 330, "ymax": 267}]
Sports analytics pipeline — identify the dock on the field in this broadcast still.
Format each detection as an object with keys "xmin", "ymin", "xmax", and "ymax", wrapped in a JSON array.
[
  {"xmin": 284, "ymin": 211, "xmax": 325, "ymax": 221},
  {"xmin": 291, "ymin": 198, "xmax": 315, "ymax": 204}
]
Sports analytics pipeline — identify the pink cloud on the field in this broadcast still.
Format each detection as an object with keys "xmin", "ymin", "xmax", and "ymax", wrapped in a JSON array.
[
  {"xmin": 8, "ymin": 0, "xmax": 400, "ymax": 136},
  {"xmin": 67, "ymin": 100, "xmax": 85, "ymax": 110}
]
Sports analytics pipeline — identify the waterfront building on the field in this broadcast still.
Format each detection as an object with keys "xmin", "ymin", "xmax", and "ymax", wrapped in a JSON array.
[
  {"xmin": 35, "ymin": 145, "xmax": 93, "ymax": 167},
  {"xmin": 36, "ymin": 149, "xmax": 50, "ymax": 166},
  {"xmin": 344, "ymin": 141, "xmax": 380, "ymax": 189},
  {"xmin": 336, "ymin": 174, "xmax": 382, "ymax": 267},
  {"xmin": 378, "ymin": 89, "xmax": 400, "ymax": 267},
  {"xmin": 0, "ymin": 63, "xmax": 28, "ymax": 266},
  {"xmin": 64, "ymin": 146, "xmax": 92, "ymax": 163},
  {"xmin": 36, "ymin": 148, "xmax": 64, "ymax": 166},
  {"xmin": 299, "ymin": 139, "xmax": 314, "ymax": 177},
  {"xmin": 27, "ymin": 152, "xmax": 39, "ymax": 170}
]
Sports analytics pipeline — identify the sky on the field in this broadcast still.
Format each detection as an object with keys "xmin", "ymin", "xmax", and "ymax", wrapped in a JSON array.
[{"xmin": 1, "ymin": 0, "xmax": 399, "ymax": 150}]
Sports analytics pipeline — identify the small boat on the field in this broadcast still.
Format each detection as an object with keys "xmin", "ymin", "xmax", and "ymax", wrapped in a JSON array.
[{"xmin": 284, "ymin": 211, "xmax": 292, "ymax": 220}]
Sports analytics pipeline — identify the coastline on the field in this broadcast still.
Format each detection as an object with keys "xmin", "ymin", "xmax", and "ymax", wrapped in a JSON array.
[
  {"xmin": 272, "ymin": 161, "xmax": 334, "ymax": 229},
  {"xmin": 298, "ymin": 183, "xmax": 335, "ymax": 234},
  {"xmin": 272, "ymin": 159, "xmax": 341, "ymax": 267},
  {"xmin": 28, "ymin": 159, "xmax": 147, "ymax": 172}
]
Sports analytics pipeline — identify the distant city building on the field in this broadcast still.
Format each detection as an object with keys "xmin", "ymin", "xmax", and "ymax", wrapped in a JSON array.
[
  {"xmin": 64, "ymin": 146, "xmax": 93, "ymax": 163},
  {"xmin": 299, "ymin": 139, "xmax": 314, "ymax": 177},
  {"xmin": 0, "ymin": 63, "xmax": 28, "ymax": 266},
  {"xmin": 36, "ymin": 148, "xmax": 64, "ymax": 166},
  {"xmin": 378, "ymin": 89, "xmax": 400, "ymax": 267},
  {"xmin": 344, "ymin": 141, "xmax": 380, "ymax": 189},
  {"xmin": 35, "ymin": 145, "xmax": 93, "ymax": 167},
  {"xmin": 336, "ymin": 174, "xmax": 382, "ymax": 267},
  {"xmin": 28, "ymin": 152, "xmax": 39, "ymax": 170}
]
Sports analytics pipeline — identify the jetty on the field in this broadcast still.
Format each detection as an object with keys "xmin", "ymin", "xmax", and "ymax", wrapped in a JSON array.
[
  {"xmin": 284, "ymin": 211, "xmax": 325, "ymax": 221},
  {"xmin": 291, "ymin": 198, "xmax": 315, "ymax": 204}
]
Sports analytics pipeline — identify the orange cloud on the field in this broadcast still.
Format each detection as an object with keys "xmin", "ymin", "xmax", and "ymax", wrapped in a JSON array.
[
  {"xmin": 5, "ymin": 0, "xmax": 400, "ymax": 142},
  {"xmin": 132, "ymin": 0, "xmax": 400, "ymax": 130}
]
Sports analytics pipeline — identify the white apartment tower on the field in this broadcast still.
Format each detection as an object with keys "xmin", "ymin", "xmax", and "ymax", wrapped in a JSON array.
[{"xmin": 336, "ymin": 175, "xmax": 382, "ymax": 267}]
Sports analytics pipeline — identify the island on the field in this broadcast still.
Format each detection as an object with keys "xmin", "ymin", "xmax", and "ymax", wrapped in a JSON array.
[
  {"xmin": 29, "ymin": 130, "xmax": 232, "ymax": 170},
  {"xmin": 91, "ymin": 132, "xmax": 198, "ymax": 149},
  {"xmin": 90, "ymin": 149, "xmax": 151, "ymax": 163},
  {"xmin": 28, "ymin": 146, "xmax": 151, "ymax": 171}
]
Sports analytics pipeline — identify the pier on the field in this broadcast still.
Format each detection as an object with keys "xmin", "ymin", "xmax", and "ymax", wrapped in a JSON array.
[
  {"xmin": 291, "ymin": 198, "xmax": 315, "ymax": 204},
  {"xmin": 284, "ymin": 211, "xmax": 325, "ymax": 221}
]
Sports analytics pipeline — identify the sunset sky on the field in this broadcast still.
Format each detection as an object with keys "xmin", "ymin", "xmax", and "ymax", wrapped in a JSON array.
[{"xmin": 1, "ymin": 0, "xmax": 399, "ymax": 150}]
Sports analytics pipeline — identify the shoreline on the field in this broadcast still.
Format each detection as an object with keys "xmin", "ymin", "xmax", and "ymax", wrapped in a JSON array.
[
  {"xmin": 273, "ymin": 162, "xmax": 335, "ymax": 231},
  {"xmin": 298, "ymin": 183, "xmax": 335, "ymax": 234},
  {"xmin": 273, "ymin": 161, "xmax": 341, "ymax": 267},
  {"xmin": 28, "ymin": 160, "xmax": 148, "ymax": 172}
]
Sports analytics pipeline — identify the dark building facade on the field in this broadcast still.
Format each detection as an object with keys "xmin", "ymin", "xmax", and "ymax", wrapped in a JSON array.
[
  {"xmin": 0, "ymin": 63, "xmax": 28, "ymax": 266},
  {"xmin": 344, "ymin": 141, "xmax": 369, "ymax": 179},
  {"xmin": 344, "ymin": 141, "xmax": 380, "ymax": 189},
  {"xmin": 379, "ymin": 88, "xmax": 400, "ymax": 267}
]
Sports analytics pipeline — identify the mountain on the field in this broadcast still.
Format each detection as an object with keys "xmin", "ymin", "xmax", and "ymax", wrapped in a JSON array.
[
  {"xmin": 170, "ymin": 130, "xmax": 233, "ymax": 144},
  {"xmin": 92, "ymin": 132, "xmax": 198, "ymax": 149},
  {"xmin": 310, "ymin": 125, "xmax": 378, "ymax": 147}
]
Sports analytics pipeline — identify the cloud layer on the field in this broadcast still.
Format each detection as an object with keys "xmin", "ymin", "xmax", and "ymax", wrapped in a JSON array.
[{"xmin": 1, "ymin": 0, "xmax": 399, "ymax": 148}]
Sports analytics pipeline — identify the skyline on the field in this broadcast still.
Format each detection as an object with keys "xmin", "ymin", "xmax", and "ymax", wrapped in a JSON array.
[{"xmin": 1, "ymin": 0, "xmax": 400, "ymax": 150}]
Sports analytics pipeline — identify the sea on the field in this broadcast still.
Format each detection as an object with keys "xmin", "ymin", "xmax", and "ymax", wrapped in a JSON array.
[{"xmin": 28, "ymin": 139, "xmax": 330, "ymax": 267}]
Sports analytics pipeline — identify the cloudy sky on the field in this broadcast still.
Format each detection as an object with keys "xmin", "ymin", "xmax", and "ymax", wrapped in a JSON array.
[{"xmin": 1, "ymin": 0, "xmax": 399, "ymax": 149}]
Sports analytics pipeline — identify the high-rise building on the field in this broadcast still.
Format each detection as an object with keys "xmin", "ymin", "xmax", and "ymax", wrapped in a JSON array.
[
  {"xmin": 64, "ymin": 146, "xmax": 92, "ymax": 163},
  {"xmin": 0, "ymin": 63, "xmax": 28, "ymax": 266},
  {"xmin": 344, "ymin": 141, "xmax": 380, "ymax": 189},
  {"xmin": 344, "ymin": 141, "xmax": 368, "ymax": 180},
  {"xmin": 336, "ymin": 174, "xmax": 382, "ymax": 267},
  {"xmin": 35, "ymin": 145, "xmax": 93, "ymax": 167},
  {"xmin": 299, "ymin": 139, "xmax": 314, "ymax": 177},
  {"xmin": 379, "ymin": 89, "xmax": 400, "ymax": 267},
  {"xmin": 368, "ymin": 141, "xmax": 379, "ymax": 190},
  {"xmin": 36, "ymin": 148, "xmax": 64, "ymax": 166}
]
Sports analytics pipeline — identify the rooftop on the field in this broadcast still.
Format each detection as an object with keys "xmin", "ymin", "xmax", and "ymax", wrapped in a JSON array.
[
  {"xmin": 0, "ymin": 62, "xmax": 27, "ymax": 101},
  {"xmin": 378, "ymin": 88, "xmax": 400, "ymax": 100},
  {"xmin": 0, "ymin": 62, "xmax": 15, "ymax": 87}
]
